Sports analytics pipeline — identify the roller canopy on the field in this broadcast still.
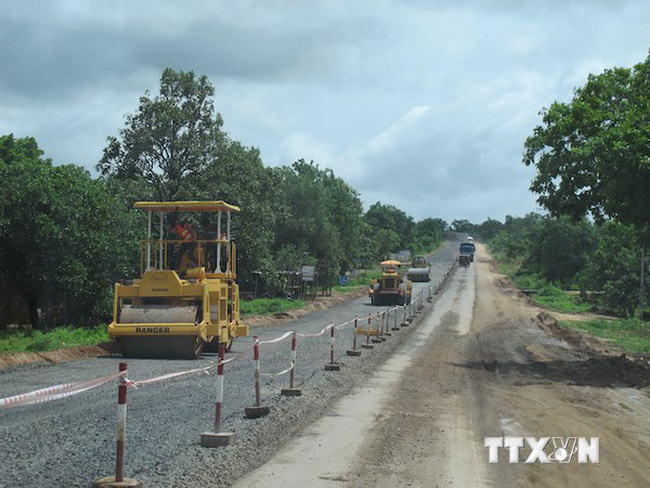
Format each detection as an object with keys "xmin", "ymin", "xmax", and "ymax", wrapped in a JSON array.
[{"xmin": 134, "ymin": 201, "xmax": 240, "ymax": 213}]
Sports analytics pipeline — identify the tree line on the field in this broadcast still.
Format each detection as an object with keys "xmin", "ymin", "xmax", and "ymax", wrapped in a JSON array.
[
  {"xmin": 457, "ymin": 214, "xmax": 648, "ymax": 317},
  {"xmin": 0, "ymin": 69, "xmax": 446, "ymax": 330}
]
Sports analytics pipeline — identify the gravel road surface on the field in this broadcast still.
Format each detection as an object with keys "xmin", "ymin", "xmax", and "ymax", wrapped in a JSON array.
[{"xmin": 0, "ymin": 237, "xmax": 461, "ymax": 488}]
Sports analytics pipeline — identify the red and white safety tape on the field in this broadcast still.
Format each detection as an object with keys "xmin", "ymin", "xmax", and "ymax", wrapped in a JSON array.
[
  {"xmin": 0, "ymin": 371, "xmax": 125, "ymax": 410},
  {"xmin": 128, "ymin": 362, "xmax": 217, "ymax": 387},
  {"xmin": 259, "ymin": 331, "xmax": 293, "ymax": 345},
  {"xmin": 297, "ymin": 322, "xmax": 335, "ymax": 338}
]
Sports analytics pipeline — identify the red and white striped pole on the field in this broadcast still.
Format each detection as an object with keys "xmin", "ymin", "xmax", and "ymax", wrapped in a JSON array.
[
  {"xmin": 324, "ymin": 325, "xmax": 340, "ymax": 371},
  {"xmin": 245, "ymin": 336, "xmax": 270, "ymax": 418},
  {"xmin": 392, "ymin": 306, "xmax": 400, "ymax": 331},
  {"xmin": 290, "ymin": 332, "xmax": 297, "ymax": 389},
  {"xmin": 201, "ymin": 343, "xmax": 236, "ymax": 446},
  {"xmin": 215, "ymin": 344, "xmax": 225, "ymax": 432},
  {"xmin": 372, "ymin": 312, "xmax": 383, "ymax": 343},
  {"xmin": 254, "ymin": 338, "xmax": 261, "ymax": 405},
  {"xmin": 115, "ymin": 362, "xmax": 127, "ymax": 482},
  {"xmin": 93, "ymin": 363, "xmax": 143, "ymax": 487},
  {"xmin": 362, "ymin": 314, "xmax": 374, "ymax": 349},
  {"xmin": 282, "ymin": 332, "xmax": 302, "ymax": 396},
  {"xmin": 347, "ymin": 316, "xmax": 361, "ymax": 356},
  {"xmin": 383, "ymin": 309, "xmax": 391, "ymax": 336}
]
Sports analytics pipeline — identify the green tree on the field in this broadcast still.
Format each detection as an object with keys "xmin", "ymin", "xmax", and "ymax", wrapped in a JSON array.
[
  {"xmin": 0, "ymin": 135, "xmax": 139, "ymax": 329},
  {"xmin": 413, "ymin": 217, "xmax": 446, "ymax": 252},
  {"xmin": 450, "ymin": 219, "xmax": 477, "ymax": 234},
  {"xmin": 364, "ymin": 202, "xmax": 414, "ymax": 250},
  {"xmin": 477, "ymin": 218, "xmax": 503, "ymax": 241},
  {"xmin": 524, "ymin": 217, "xmax": 597, "ymax": 287},
  {"xmin": 524, "ymin": 51, "xmax": 650, "ymax": 311},
  {"xmin": 273, "ymin": 160, "xmax": 364, "ymax": 275},
  {"xmin": 193, "ymin": 140, "xmax": 279, "ymax": 289},
  {"xmin": 98, "ymin": 68, "xmax": 227, "ymax": 200},
  {"xmin": 583, "ymin": 222, "xmax": 648, "ymax": 316},
  {"xmin": 375, "ymin": 229, "xmax": 401, "ymax": 259}
]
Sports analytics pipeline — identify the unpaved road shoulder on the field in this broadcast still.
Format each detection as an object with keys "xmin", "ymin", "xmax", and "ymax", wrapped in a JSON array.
[
  {"xmin": 238, "ymin": 242, "xmax": 650, "ymax": 488},
  {"xmin": 348, "ymin": 242, "xmax": 650, "ymax": 487}
]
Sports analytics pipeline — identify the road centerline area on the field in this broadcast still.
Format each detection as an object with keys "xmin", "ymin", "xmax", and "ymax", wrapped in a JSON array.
[{"xmin": 234, "ymin": 260, "xmax": 473, "ymax": 487}]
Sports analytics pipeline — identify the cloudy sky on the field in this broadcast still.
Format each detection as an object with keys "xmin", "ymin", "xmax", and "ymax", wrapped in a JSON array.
[{"xmin": 1, "ymin": 0, "xmax": 649, "ymax": 224}]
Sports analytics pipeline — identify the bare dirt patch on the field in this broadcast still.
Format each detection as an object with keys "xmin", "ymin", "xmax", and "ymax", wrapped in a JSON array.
[{"xmin": 0, "ymin": 345, "xmax": 110, "ymax": 373}]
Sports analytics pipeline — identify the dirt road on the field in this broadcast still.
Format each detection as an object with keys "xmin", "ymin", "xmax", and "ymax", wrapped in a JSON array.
[{"xmin": 237, "ymin": 243, "xmax": 650, "ymax": 487}]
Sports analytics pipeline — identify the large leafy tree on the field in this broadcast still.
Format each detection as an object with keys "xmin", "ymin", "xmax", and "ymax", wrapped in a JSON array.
[
  {"xmin": 524, "ymin": 51, "xmax": 650, "ymax": 313},
  {"xmin": 0, "ymin": 135, "xmax": 139, "ymax": 329},
  {"xmin": 413, "ymin": 218, "xmax": 447, "ymax": 252},
  {"xmin": 583, "ymin": 222, "xmax": 648, "ymax": 316},
  {"xmin": 523, "ymin": 52, "xmax": 650, "ymax": 229},
  {"xmin": 193, "ymin": 140, "xmax": 279, "ymax": 289},
  {"xmin": 364, "ymin": 202, "xmax": 415, "ymax": 250},
  {"xmin": 524, "ymin": 216, "xmax": 597, "ymax": 287},
  {"xmin": 98, "ymin": 68, "xmax": 226, "ymax": 200},
  {"xmin": 477, "ymin": 218, "xmax": 503, "ymax": 241},
  {"xmin": 273, "ymin": 160, "xmax": 364, "ymax": 274}
]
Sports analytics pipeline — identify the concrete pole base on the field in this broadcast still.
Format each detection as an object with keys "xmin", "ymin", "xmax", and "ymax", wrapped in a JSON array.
[
  {"xmin": 92, "ymin": 476, "xmax": 142, "ymax": 488},
  {"xmin": 346, "ymin": 349, "xmax": 361, "ymax": 356},
  {"xmin": 361, "ymin": 344, "xmax": 374, "ymax": 349},
  {"xmin": 281, "ymin": 388, "xmax": 302, "ymax": 397},
  {"xmin": 245, "ymin": 405, "xmax": 270, "ymax": 419},
  {"xmin": 200, "ymin": 432, "xmax": 236, "ymax": 447},
  {"xmin": 324, "ymin": 363, "xmax": 340, "ymax": 371}
]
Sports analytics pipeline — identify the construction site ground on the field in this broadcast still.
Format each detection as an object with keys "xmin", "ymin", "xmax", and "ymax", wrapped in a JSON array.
[
  {"xmin": 238, "ymin": 243, "xmax": 650, "ymax": 487},
  {"xmin": 1, "ymin": 240, "xmax": 650, "ymax": 487}
]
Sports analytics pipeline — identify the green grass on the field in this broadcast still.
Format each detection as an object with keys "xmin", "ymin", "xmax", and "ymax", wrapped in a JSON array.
[
  {"xmin": 0, "ymin": 325, "xmax": 110, "ymax": 354},
  {"xmin": 531, "ymin": 285, "xmax": 593, "ymax": 314},
  {"xmin": 239, "ymin": 298, "xmax": 307, "ymax": 316},
  {"xmin": 332, "ymin": 268, "xmax": 382, "ymax": 293},
  {"xmin": 559, "ymin": 318, "xmax": 650, "ymax": 354},
  {"xmin": 489, "ymin": 252, "xmax": 592, "ymax": 314}
]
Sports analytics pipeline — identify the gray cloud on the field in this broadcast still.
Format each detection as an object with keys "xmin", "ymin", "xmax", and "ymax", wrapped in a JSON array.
[{"xmin": 1, "ymin": 0, "xmax": 649, "ymax": 222}]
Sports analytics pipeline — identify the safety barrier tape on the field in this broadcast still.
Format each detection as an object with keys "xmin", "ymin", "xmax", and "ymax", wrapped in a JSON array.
[
  {"xmin": 0, "ymin": 371, "xmax": 125, "ymax": 410},
  {"xmin": 259, "ymin": 363, "xmax": 294, "ymax": 380},
  {"xmin": 259, "ymin": 331, "xmax": 293, "ymax": 345},
  {"xmin": 128, "ymin": 362, "xmax": 216, "ymax": 388},
  {"xmin": 297, "ymin": 322, "xmax": 334, "ymax": 338}
]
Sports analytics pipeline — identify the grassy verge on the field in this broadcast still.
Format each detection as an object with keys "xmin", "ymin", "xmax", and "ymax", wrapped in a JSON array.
[
  {"xmin": 488, "ymin": 248, "xmax": 592, "ymax": 314},
  {"xmin": 0, "ymin": 325, "xmax": 110, "ymax": 354},
  {"xmin": 559, "ymin": 318, "xmax": 650, "ymax": 354},
  {"xmin": 531, "ymin": 285, "xmax": 592, "ymax": 314},
  {"xmin": 240, "ymin": 298, "xmax": 307, "ymax": 316},
  {"xmin": 331, "ymin": 268, "xmax": 381, "ymax": 293}
]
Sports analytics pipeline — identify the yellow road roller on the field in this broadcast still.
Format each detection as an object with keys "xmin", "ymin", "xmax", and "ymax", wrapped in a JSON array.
[
  {"xmin": 369, "ymin": 260, "xmax": 412, "ymax": 306},
  {"xmin": 108, "ymin": 201, "xmax": 249, "ymax": 359}
]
